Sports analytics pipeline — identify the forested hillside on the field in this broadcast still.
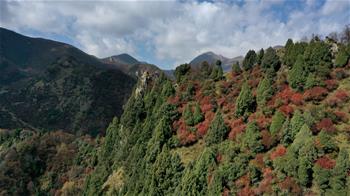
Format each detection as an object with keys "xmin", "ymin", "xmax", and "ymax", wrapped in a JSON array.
[
  {"xmin": 1, "ymin": 28, "xmax": 350, "ymax": 195},
  {"xmin": 0, "ymin": 28, "xmax": 136, "ymax": 135}
]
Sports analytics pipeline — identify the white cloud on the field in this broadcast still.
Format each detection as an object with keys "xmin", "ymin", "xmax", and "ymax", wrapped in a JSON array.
[{"xmin": 0, "ymin": 0, "xmax": 349, "ymax": 68}]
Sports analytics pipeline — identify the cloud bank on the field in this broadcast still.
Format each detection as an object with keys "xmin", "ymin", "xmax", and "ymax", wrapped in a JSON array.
[{"xmin": 1, "ymin": 0, "xmax": 349, "ymax": 69}]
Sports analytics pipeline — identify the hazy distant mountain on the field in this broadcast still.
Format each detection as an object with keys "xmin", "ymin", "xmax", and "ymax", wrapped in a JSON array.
[
  {"xmin": 189, "ymin": 51, "xmax": 243, "ymax": 72},
  {"xmin": 0, "ymin": 27, "xmax": 136, "ymax": 135},
  {"xmin": 102, "ymin": 53, "xmax": 140, "ymax": 72},
  {"xmin": 102, "ymin": 54, "xmax": 163, "ymax": 78}
]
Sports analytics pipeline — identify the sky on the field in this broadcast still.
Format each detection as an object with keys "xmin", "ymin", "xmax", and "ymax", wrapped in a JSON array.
[{"xmin": 0, "ymin": 0, "xmax": 349, "ymax": 69}]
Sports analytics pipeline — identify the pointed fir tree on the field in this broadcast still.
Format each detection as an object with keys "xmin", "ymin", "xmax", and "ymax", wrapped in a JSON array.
[
  {"xmin": 328, "ymin": 148, "xmax": 350, "ymax": 195},
  {"xmin": 235, "ymin": 82, "xmax": 256, "ymax": 118},
  {"xmin": 270, "ymin": 111, "xmax": 286, "ymax": 135},
  {"xmin": 242, "ymin": 50, "xmax": 257, "ymax": 71},
  {"xmin": 261, "ymin": 47, "xmax": 280, "ymax": 71},
  {"xmin": 290, "ymin": 110, "xmax": 305, "ymax": 140},
  {"xmin": 242, "ymin": 121, "xmax": 263, "ymax": 154},
  {"xmin": 297, "ymin": 138, "xmax": 317, "ymax": 186},
  {"xmin": 205, "ymin": 111, "xmax": 228, "ymax": 146},
  {"xmin": 148, "ymin": 146, "xmax": 184, "ymax": 195},
  {"xmin": 232, "ymin": 61, "xmax": 242, "ymax": 74},
  {"xmin": 256, "ymin": 75, "xmax": 274, "ymax": 109},
  {"xmin": 257, "ymin": 48, "xmax": 264, "ymax": 65},
  {"xmin": 183, "ymin": 103, "xmax": 194, "ymax": 126},
  {"xmin": 193, "ymin": 102, "xmax": 204, "ymax": 124},
  {"xmin": 288, "ymin": 55, "xmax": 307, "ymax": 91}
]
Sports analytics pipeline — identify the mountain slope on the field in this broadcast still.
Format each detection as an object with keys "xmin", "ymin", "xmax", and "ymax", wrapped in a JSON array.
[
  {"xmin": 102, "ymin": 54, "xmax": 162, "ymax": 78},
  {"xmin": 189, "ymin": 51, "xmax": 243, "ymax": 72},
  {"xmin": 0, "ymin": 28, "xmax": 136, "ymax": 135},
  {"xmin": 103, "ymin": 53, "xmax": 140, "ymax": 67}
]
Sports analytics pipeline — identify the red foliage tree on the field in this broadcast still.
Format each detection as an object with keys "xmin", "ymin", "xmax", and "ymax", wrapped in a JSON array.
[
  {"xmin": 168, "ymin": 95, "xmax": 180, "ymax": 105},
  {"xmin": 315, "ymin": 156, "xmax": 336, "ymax": 169},
  {"xmin": 228, "ymin": 118, "xmax": 246, "ymax": 140},
  {"xmin": 196, "ymin": 119, "xmax": 210, "ymax": 137},
  {"xmin": 324, "ymin": 79, "xmax": 338, "ymax": 91},
  {"xmin": 255, "ymin": 168, "xmax": 274, "ymax": 195},
  {"xmin": 279, "ymin": 105, "xmax": 294, "ymax": 117},
  {"xmin": 334, "ymin": 90, "xmax": 349, "ymax": 102},
  {"xmin": 334, "ymin": 111, "xmax": 348, "ymax": 122},
  {"xmin": 276, "ymin": 87, "xmax": 293, "ymax": 105},
  {"xmin": 270, "ymin": 145, "xmax": 287, "ymax": 160},
  {"xmin": 278, "ymin": 177, "xmax": 302, "ymax": 194},
  {"xmin": 290, "ymin": 93, "xmax": 303, "ymax": 105},
  {"xmin": 261, "ymin": 130, "xmax": 275, "ymax": 149},
  {"xmin": 303, "ymin": 87, "xmax": 328, "ymax": 101},
  {"xmin": 316, "ymin": 118, "xmax": 336, "ymax": 133}
]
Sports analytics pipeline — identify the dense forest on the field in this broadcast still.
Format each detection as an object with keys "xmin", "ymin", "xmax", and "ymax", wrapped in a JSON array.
[{"xmin": 1, "ymin": 27, "xmax": 350, "ymax": 195}]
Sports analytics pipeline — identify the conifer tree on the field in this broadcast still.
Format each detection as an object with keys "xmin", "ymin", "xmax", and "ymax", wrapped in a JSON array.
[
  {"xmin": 232, "ymin": 61, "xmax": 242, "ymax": 74},
  {"xmin": 304, "ymin": 73, "xmax": 320, "ymax": 89},
  {"xmin": 290, "ymin": 110, "xmax": 305, "ymax": 140},
  {"xmin": 303, "ymin": 40, "xmax": 332, "ymax": 77},
  {"xmin": 148, "ymin": 146, "xmax": 184, "ymax": 195},
  {"xmin": 313, "ymin": 164, "xmax": 331, "ymax": 192},
  {"xmin": 235, "ymin": 82, "xmax": 256, "ymax": 118},
  {"xmin": 288, "ymin": 55, "xmax": 306, "ymax": 91},
  {"xmin": 178, "ymin": 148, "xmax": 216, "ymax": 195},
  {"xmin": 328, "ymin": 148, "xmax": 350, "ymax": 195},
  {"xmin": 193, "ymin": 102, "xmax": 204, "ymax": 124},
  {"xmin": 261, "ymin": 47, "xmax": 280, "ymax": 71},
  {"xmin": 270, "ymin": 111, "xmax": 285, "ymax": 135},
  {"xmin": 334, "ymin": 45, "xmax": 350, "ymax": 67},
  {"xmin": 256, "ymin": 75, "xmax": 274, "ymax": 109},
  {"xmin": 205, "ymin": 111, "xmax": 228, "ymax": 146},
  {"xmin": 242, "ymin": 50, "xmax": 257, "ymax": 71},
  {"xmin": 257, "ymin": 48, "xmax": 264, "ymax": 65},
  {"xmin": 183, "ymin": 103, "xmax": 194, "ymax": 126},
  {"xmin": 297, "ymin": 139, "xmax": 317, "ymax": 186},
  {"xmin": 200, "ymin": 61, "xmax": 212, "ymax": 76},
  {"xmin": 242, "ymin": 121, "xmax": 263, "ymax": 153}
]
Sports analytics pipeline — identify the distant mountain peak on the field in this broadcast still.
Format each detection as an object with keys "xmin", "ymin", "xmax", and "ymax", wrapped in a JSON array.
[
  {"xmin": 189, "ymin": 51, "xmax": 243, "ymax": 72},
  {"xmin": 104, "ymin": 53, "xmax": 139, "ymax": 66}
]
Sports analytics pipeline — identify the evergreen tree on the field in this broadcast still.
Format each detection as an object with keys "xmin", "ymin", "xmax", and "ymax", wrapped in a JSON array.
[
  {"xmin": 183, "ymin": 103, "xmax": 194, "ymax": 126},
  {"xmin": 101, "ymin": 117, "xmax": 119, "ymax": 164},
  {"xmin": 335, "ymin": 45, "xmax": 350, "ymax": 67},
  {"xmin": 193, "ymin": 102, "xmax": 204, "ymax": 124},
  {"xmin": 175, "ymin": 63, "xmax": 191, "ymax": 83},
  {"xmin": 283, "ymin": 39, "xmax": 307, "ymax": 68},
  {"xmin": 205, "ymin": 111, "xmax": 228, "ymax": 146},
  {"xmin": 161, "ymin": 80, "xmax": 175, "ymax": 97},
  {"xmin": 256, "ymin": 75, "xmax": 274, "ymax": 109},
  {"xmin": 318, "ymin": 131, "xmax": 337, "ymax": 154},
  {"xmin": 242, "ymin": 122, "xmax": 263, "ymax": 153},
  {"xmin": 208, "ymin": 171, "xmax": 223, "ymax": 195},
  {"xmin": 281, "ymin": 118, "xmax": 291, "ymax": 145},
  {"xmin": 270, "ymin": 111, "xmax": 285, "ymax": 135},
  {"xmin": 242, "ymin": 50, "xmax": 257, "ymax": 71},
  {"xmin": 148, "ymin": 146, "xmax": 184, "ymax": 195},
  {"xmin": 303, "ymin": 40, "xmax": 332, "ymax": 78},
  {"xmin": 304, "ymin": 73, "xmax": 320, "ymax": 89},
  {"xmin": 290, "ymin": 124, "xmax": 312, "ymax": 155},
  {"xmin": 288, "ymin": 55, "xmax": 306, "ymax": 91},
  {"xmin": 257, "ymin": 48, "xmax": 264, "ymax": 65},
  {"xmin": 200, "ymin": 61, "xmax": 212, "ymax": 76},
  {"xmin": 313, "ymin": 165, "xmax": 331, "ymax": 192},
  {"xmin": 235, "ymin": 82, "xmax": 256, "ymax": 118},
  {"xmin": 178, "ymin": 148, "xmax": 216, "ymax": 195},
  {"xmin": 261, "ymin": 47, "xmax": 280, "ymax": 71},
  {"xmin": 232, "ymin": 61, "xmax": 242, "ymax": 74},
  {"xmin": 297, "ymin": 139, "xmax": 317, "ymax": 186},
  {"xmin": 290, "ymin": 110, "xmax": 305, "ymax": 140},
  {"xmin": 328, "ymin": 148, "xmax": 350, "ymax": 195}
]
